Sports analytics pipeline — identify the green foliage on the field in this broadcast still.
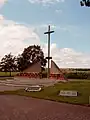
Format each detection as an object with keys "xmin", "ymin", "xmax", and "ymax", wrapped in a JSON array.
[
  {"xmin": 80, "ymin": 0, "xmax": 90, "ymax": 7},
  {"xmin": 0, "ymin": 45, "xmax": 47, "ymax": 72},
  {"xmin": 0, "ymin": 72, "xmax": 18, "ymax": 77},
  {"xmin": 17, "ymin": 45, "xmax": 47, "ymax": 71},
  {"xmin": 0, "ymin": 53, "xmax": 17, "ymax": 73},
  {"xmin": 72, "ymin": 68, "xmax": 90, "ymax": 71},
  {"xmin": 65, "ymin": 72, "xmax": 89, "ymax": 79}
]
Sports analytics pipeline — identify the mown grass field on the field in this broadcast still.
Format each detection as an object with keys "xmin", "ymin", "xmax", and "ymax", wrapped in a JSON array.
[
  {"xmin": 0, "ymin": 80, "xmax": 90, "ymax": 105},
  {"xmin": 0, "ymin": 72, "xmax": 18, "ymax": 77},
  {"xmin": 0, "ymin": 72, "xmax": 18, "ymax": 80}
]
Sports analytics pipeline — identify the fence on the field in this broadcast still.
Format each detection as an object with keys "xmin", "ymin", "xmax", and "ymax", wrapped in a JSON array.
[{"xmin": 16, "ymin": 72, "xmax": 66, "ymax": 80}]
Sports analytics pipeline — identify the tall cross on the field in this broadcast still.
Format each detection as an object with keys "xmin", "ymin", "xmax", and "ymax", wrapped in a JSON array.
[{"xmin": 44, "ymin": 25, "xmax": 54, "ymax": 78}]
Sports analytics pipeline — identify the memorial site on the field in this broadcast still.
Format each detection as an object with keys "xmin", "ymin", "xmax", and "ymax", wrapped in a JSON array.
[{"xmin": 0, "ymin": 0, "xmax": 90, "ymax": 120}]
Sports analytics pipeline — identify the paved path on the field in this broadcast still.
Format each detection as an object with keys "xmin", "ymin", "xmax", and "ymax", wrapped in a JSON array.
[
  {"xmin": 0, "ymin": 85, "xmax": 24, "ymax": 91},
  {"xmin": 0, "ymin": 95, "xmax": 90, "ymax": 120},
  {"xmin": 0, "ymin": 78, "xmax": 64, "ymax": 88},
  {"xmin": 0, "ymin": 78, "xmax": 61, "ymax": 91},
  {"xmin": 0, "ymin": 77, "xmax": 66, "ymax": 92}
]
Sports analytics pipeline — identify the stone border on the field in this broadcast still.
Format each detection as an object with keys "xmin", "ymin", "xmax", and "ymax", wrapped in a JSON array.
[{"xmin": 25, "ymin": 85, "xmax": 42, "ymax": 92}]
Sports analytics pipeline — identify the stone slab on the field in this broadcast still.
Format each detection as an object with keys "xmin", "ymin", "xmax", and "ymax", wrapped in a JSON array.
[
  {"xmin": 59, "ymin": 90, "xmax": 78, "ymax": 97},
  {"xmin": 25, "ymin": 85, "xmax": 42, "ymax": 92}
]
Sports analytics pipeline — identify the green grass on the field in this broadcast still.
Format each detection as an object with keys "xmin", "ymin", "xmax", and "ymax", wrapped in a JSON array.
[
  {"xmin": 0, "ymin": 80, "xmax": 90, "ymax": 105},
  {"xmin": 0, "ymin": 72, "xmax": 18, "ymax": 77},
  {"xmin": 0, "ymin": 72, "xmax": 19, "ymax": 80}
]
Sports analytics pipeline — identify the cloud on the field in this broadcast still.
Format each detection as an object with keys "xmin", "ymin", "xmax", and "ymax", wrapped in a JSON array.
[
  {"xmin": 28, "ymin": 0, "xmax": 65, "ymax": 5},
  {"xmin": 0, "ymin": 16, "xmax": 89, "ymax": 68},
  {"xmin": 37, "ymin": 24, "xmax": 56, "ymax": 30},
  {"xmin": 0, "ymin": 0, "xmax": 7, "ymax": 4},
  {"xmin": 55, "ymin": 9, "xmax": 62, "ymax": 14},
  {"xmin": 0, "ymin": 0, "xmax": 7, "ymax": 8},
  {"xmin": 35, "ymin": 23, "xmax": 79, "ymax": 34},
  {"xmin": 0, "ymin": 14, "xmax": 4, "ymax": 20},
  {"xmin": 0, "ymin": 15, "xmax": 40, "ymax": 57},
  {"xmin": 42, "ymin": 43, "xmax": 90, "ymax": 68}
]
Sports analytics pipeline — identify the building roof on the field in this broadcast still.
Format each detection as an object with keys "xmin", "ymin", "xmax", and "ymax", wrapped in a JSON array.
[{"xmin": 23, "ymin": 60, "xmax": 41, "ymax": 73}]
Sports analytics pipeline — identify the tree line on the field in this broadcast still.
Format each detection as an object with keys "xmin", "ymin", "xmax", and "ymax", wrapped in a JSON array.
[
  {"xmin": 0, "ymin": 45, "xmax": 47, "ymax": 74},
  {"xmin": 1, "ymin": 44, "xmax": 90, "ymax": 79},
  {"xmin": 64, "ymin": 72, "xmax": 90, "ymax": 79}
]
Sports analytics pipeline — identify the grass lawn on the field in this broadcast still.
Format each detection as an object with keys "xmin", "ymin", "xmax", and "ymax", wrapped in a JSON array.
[
  {"xmin": 0, "ymin": 72, "xmax": 18, "ymax": 78},
  {"xmin": 0, "ymin": 80, "xmax": 90, "ymax": 105},
  {"xmin": 0, "ymin": 72, "xmax": 19, "ymax": 80}
]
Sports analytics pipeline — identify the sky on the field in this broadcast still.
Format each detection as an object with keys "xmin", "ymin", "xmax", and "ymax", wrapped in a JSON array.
[{"xmin": 0, "ymin": 0, "xmax": 90, "ymax": 68}]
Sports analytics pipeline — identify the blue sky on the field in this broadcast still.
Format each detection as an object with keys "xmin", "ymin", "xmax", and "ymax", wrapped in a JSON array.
[
  {"xmin": 1, "ymin": 0, "xmax": 90, "ymax": 53},
  {"xmin": 0, "ymin": 0, "xmax": 90, "ymax": 68}
]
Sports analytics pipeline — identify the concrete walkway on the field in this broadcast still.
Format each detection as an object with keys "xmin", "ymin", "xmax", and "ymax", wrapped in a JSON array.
[
  {"xmin": 0, "ymin": 77, "xmax": 67, "ymax": 91},
  {"xmin": 0, "ymin": 77, "xmax": 65, "ymax": 87}
]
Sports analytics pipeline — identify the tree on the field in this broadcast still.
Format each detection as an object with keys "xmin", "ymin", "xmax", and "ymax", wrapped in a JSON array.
[
  {"xmin": 80, "ymin": 0, "xmax": 90, "ymax": 7},
  {"xmin": 17, "ymin": 45, "xmax": 47, "ymax": 72},
  {"xmin": 0, "ymin": 53, "xmax": 17, "ymax": 76}
]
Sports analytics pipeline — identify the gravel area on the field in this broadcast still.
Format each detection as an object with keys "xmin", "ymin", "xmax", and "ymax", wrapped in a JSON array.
[
  {"xmin": 0, "ymin": 77, "xmax": 65, "ymax": 87},
  {"xmin": 0, "ymin": 85, "xmax": 24, "ymax": 91},
  {"xmin": 0, "ymin": 95, "xmax": 90, "ymax": 120},
  {"xmin": 0, "ymin": 77, "xmax": 67, "ymax": 92}
]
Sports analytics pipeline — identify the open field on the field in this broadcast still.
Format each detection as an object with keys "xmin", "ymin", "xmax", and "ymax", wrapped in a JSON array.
[
  {"xmin": 0, "ymin": 72, "xmax": 18, "ymax": 80},
  {"xmin": 0, "ymin": 72, "xmax": 18, "ymax": 77},
  {"xmin": 0, "ymin": 80, "xmax": 90, "ymax": 105}
]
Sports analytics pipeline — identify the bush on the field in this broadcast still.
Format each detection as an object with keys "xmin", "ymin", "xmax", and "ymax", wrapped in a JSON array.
[{"xmin": 65, "ymin": 72, "xmax": 89, "ymax": 79}]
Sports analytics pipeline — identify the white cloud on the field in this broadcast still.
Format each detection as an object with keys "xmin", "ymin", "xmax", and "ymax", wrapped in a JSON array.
[
  {"xmin": 0, "ymin": 0, "xmax": 7, "ymax": 4},
  {"xmin": 0, "ymin": 15, "xmax": 40, "ymax": 57},
  {"xmin": 42, "ymin": 43, "xmax": 90, "ymax": 68},
  {"xmin": 28, "ymin": 0, "xmax": 65, "ymax": 5},
  {"xmin": 0, "ymin": 0, "xmax": 7, "ymax": 8},
  {"xmin": 0, "ymin": 16, "xmax": 89, "ymax": 68},
  {"xmin": 36, "ymin": 24, "xmax": 79, "ymax": 35},
  {"xmin": 55, "ymin": 9, "xmax": 62, "ymax": 13},
  {"xmin": 38, "ymin": 24, "xmax": 56, "ymax": 30},
  {"xmin": 0, "ymin": 14, "xmax": 4, "ymax": 20}
]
